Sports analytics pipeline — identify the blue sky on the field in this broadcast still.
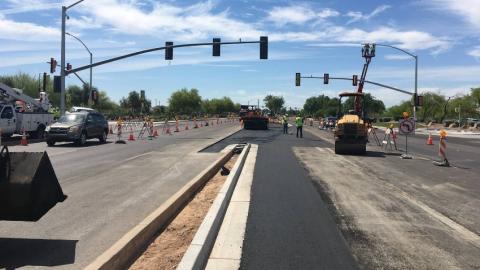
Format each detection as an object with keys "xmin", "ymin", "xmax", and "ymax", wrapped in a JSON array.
[{"xmin": 0, "ymin": 0, "xmax": 479, "ymax": 108}]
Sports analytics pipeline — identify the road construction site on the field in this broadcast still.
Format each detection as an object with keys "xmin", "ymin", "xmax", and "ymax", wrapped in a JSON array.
[{"xmin": 1, "ymin": 120, "xmax": 479, "ymax": 270}]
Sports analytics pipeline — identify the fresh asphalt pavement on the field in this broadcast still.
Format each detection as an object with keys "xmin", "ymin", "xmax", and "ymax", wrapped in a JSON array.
[
  {"xmin": 0, "ymin": 120, "xmax": 240, "ymax": 269},
  {"xmin": 206, "ymin": 122, "xmax": 480, "ymax": 269},
  {"xmin": 204, "ymin": 124, "xmax": 359, "ymax": 270}
]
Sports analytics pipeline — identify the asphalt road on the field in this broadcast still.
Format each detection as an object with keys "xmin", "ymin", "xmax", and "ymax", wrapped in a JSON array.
[
  {"xmin": 0, "ymin": 120, "xmax": 241, "ymax": 269},
  {"xmin": 303, "ymin": 125, "xmax": 480, "ymax": 269},
  {"xmin": 205, "ymin": 125, "xmax": 359, "ymax": 270},
  {"xmin": 207, "ymin": 123, "xmax": 480, "ymax": 269}
]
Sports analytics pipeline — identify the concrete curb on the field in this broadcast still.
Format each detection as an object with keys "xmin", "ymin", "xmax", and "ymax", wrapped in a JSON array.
[
  {"xmin": 84, "ymin": 149, "xmax": 234, "ymax": 270},
  {"xmin": 197, "ymin": 126, "xmax": 242, "ymax": 153},
  {"xmin": 177, "ymin": 144, "xmax": 251, "ymax": 270}
]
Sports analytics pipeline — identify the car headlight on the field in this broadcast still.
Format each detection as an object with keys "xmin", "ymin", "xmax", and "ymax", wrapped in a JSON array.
[
  {"xmin": 69, "ymin": 126, "xmax": 80, "ymax": 133},
  {"xmin": 45, "ymin": 126, "xmax": 51, "ymax": 132}
]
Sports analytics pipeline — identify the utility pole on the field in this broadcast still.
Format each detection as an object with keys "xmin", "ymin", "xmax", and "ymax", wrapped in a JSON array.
[
  {"xmin": 66, "ymin": 32, "xmax": 93, "ymax": 105},
  {"xmin": 60, "ymin": 0, "xmax": 85, "ymax": 115},
  {"xmin": 60, "ymin": 6, "xmax": 66, "ymax": 115}
]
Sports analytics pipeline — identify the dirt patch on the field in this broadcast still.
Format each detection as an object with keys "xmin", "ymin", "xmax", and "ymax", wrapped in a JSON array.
[{"xmin": 129, "ymin": 155, "xmax": 238, "ymax": 270}]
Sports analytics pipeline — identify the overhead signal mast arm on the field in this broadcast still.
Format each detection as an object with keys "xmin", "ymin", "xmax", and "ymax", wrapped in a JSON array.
[{"xmin": 66, "ymin": 37, "xmax": 268, "ymax": 75}]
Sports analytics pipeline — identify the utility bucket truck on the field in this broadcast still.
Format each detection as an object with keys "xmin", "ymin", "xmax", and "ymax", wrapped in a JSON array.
[
  {"xmin": 0, "ymin": 82, "xmax": 54, "ymax": 139},
  {"xmin": 0, "ymin": 82, "xmax": 66, "ymax": 222}
]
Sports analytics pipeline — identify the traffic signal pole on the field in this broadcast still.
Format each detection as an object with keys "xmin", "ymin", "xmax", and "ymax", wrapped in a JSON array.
[
  {"xmin": 66, "ymin": 39, "xmax": 267, "ymax": 75},
  {"xmin": 298, "ymin": 75, "xmax": 414, "ymax": 96},
  {"xmin": 60, "ymin": 6, "xmax": 66, "ymax": 115}
]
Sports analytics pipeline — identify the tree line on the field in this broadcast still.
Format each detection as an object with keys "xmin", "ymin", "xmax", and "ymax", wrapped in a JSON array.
[
  {"xmin": 302, "ymin": 89, "xmax": 480, "ymax": 122},
  {"xmin": 0, "ymin": 72, "xmax": 242, "ymax": 119}
]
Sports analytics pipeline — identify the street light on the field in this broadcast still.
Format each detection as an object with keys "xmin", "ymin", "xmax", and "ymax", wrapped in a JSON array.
[
  {"xmin": 60, "ymin": 0, "xmax": 85, "ymax": 115},
  {"xmin": 373, "ymin": 43, "xmax": 418, "ymax": 121},
  {"xmin": 66, "ymin": 32, "xmax": 93, "ymax": 106}
]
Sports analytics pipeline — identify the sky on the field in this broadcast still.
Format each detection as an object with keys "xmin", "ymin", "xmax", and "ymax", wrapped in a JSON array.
[{"xmin": 0, "ymin": 0, "xmax": 479, "ymax": 109}]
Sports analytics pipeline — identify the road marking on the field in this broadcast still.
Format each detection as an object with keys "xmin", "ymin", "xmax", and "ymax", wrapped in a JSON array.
[
  {"xmin": 124, "ymin": 151, "xmax": 152, "ymax": 162},
  {"xmin": 206, "ymin": 144, "xmax": 258, "ymax": 269},
  {"xmin": 315, "ymin": 148, "xmax": 480, "ymax": 249}
]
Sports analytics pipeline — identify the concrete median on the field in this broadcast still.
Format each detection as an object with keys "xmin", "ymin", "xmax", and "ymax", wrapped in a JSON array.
[{"xmin": 84, "ymin": 148, "xmax": 234, "ymax": 270}]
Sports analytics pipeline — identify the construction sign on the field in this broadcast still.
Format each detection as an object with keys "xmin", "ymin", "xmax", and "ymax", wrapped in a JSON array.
[{"xmin": 399, "ymin": 118, "xmax": 415, "ymax": 135}]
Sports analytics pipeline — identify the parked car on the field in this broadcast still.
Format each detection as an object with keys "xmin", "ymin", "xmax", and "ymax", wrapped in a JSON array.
[{"xmin": 45, "ymin": 111, "xmax": 108, "ymax": 146}]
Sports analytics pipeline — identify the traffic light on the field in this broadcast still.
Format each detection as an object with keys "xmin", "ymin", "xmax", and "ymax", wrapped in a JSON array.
[
  {"xmin": 416, "ymin": 95, "xmax": 424, "ymax": 106},
  {"xmin": 92, "ymin": 89, "xmax": 98, "ymax": 104},
  {"xmin": 213, "ymin": 38, "xmax": 221, "ymax": 57},
  {"xmin": 50, "ymin": 58, "xmax": 57, "ymax": 73},
  {"xmin": 66, "ymin": 63, "xmax": 72, "ymax": 71},
  {"xmin": 352, "ymin": 75, "xmax": 358, "ymax": 86},
  {"xmin": 323, "ymin": 73, "xmax": 329, "ymax": 84},
  {"xmin": 260, "ymin": 36, "xmax": 268, "ymax": 59},
  {"xmin": 165, "ymin": 41, "xmax": 173, "ymax": 60},
  {"xmin": 53, "ymin": 76, "xmax": 61, "ymax": 93},
  {"xmin": 295, "ymin": 73, "xmax": 301, "ymax": 87}
]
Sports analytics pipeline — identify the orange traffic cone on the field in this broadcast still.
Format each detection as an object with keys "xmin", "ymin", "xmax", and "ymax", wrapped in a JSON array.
[
  {"xmin": 21, "ymin": 129, "xmax": 28, "ymax": 146},
  {"xmin": 128, "ymin": 129, "xmax": 135, "ymax": 141},
  {"xmin": 426, "ymin": 133, "xmax": 434, "ymax": 145}
]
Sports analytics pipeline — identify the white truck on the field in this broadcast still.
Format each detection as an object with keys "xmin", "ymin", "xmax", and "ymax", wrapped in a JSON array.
[{"xmin": 0, "ymin": 82, "xmax": 54, "ymax": 139}]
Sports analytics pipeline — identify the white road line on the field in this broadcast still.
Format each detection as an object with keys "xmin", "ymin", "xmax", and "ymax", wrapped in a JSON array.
[
  {"xmin": 206, "ymin": 144, "xmax": 258, "ymax": 270},
  {"xmin": 124, "ymin": 151, "xmax": 152, "ymax": 162}
]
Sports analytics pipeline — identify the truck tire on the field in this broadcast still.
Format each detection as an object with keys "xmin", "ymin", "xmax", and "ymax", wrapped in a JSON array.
[{"xmin": 47, "ymin": 140, "xmax": 56, "ymax": 146}]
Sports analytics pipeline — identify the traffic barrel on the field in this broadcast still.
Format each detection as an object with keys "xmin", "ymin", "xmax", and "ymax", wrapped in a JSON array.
[{"xmin": 434, "ymin": 130, "xmax": 449, "ymax": 167}]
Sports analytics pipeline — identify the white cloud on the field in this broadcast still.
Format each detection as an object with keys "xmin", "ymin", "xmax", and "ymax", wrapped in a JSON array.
[
  {"xmin": 272, "ymin": 27, "xmax": 449, "ymax": 53},
  {"xmin": 384, "ymin": 54, "xmax": 412, "ymax": 60},
  {"xmin": 426, "ymin": 0, "xmax": 480, "ymax": 29},
  {"xmin": 75, "ymin": 0, "xmax": 263, "ymax": 41},
  {"xmin": 266, "ymin": 5, "xmax": 339, "ymax": 26},
  {"xmin": 467, "ymin": 46, "xmax": 480, "ymax": 58},
  {"xmin": 1, "ymin": 0, "xmax": 60, "ymax": 15},
  {"xmin": 346, "ymin": 5, "xmax": 390, "ymax": 24},
  {"xmin": 0, "ymin": 17, "xmax": 59, "ymax": 41}
]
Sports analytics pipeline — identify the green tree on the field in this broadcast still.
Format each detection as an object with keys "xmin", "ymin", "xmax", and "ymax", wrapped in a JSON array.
[
  {"xmin": 263, "ymin": 95, "xmax": 285, "ymax": 115},
  {"xmin": 342, "ymin": 93, "xmax": 385, "ymax": 119},
  {"xmin": 202, "ymin": 97, "xmax": 237, "ymax": 115},
  {"xmin": 120, "ymin": 90, "xmax": 152, "ymax": 115},
  {"xmin": 168, "ymin": 88, "xmax": 202, "ymax": 115}
]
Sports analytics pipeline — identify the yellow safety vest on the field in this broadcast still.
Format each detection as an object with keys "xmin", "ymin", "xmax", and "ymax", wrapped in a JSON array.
[{"xmin": 295, "ymin": 117, "xmax": 303, "ymax": 127}]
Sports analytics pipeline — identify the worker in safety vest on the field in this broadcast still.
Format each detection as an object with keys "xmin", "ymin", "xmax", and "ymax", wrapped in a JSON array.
[
  {"xmin": 295, "ymin": 115, "xmax": 304, "ymax": 138},
  {"xmin": 282, "ymin": 114, "xmax": 288, "ymax": 134}
]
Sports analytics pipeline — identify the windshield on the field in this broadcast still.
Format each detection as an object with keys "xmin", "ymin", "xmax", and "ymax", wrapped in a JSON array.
[{"xmin": 57, "ymin": 113, "xmax": 85, "ymax": 123}]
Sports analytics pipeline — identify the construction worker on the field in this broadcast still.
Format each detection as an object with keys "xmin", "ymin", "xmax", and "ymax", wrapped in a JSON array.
[
  {"xmin": 295, "ymin": 115, "xmax": 304, "ymax": 138},
  {"xmin": 282, "ymin": 114, "xmax": 288, "ymax": 134}
]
